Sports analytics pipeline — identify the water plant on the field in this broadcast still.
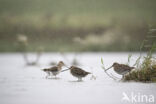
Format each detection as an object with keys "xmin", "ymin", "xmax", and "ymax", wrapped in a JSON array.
[
  {"xmin": 101, "ymin": 28, "xmax": 156, "ymax": 82},
  {"xmin": 124, "ymin": 44, "xmax": 156, "ymax": 82},
  {"xmin": 124, "ymin": 29, "xmax": 156, "ymax": 82}
]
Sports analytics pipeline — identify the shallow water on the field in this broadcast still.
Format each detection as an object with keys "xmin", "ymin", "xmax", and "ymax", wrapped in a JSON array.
[{"xmin": 0, "ymin": 53, "xmax": 155, "ymax": 104}]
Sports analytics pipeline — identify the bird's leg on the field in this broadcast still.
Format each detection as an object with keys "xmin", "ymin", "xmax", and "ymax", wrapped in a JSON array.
[
  {"xmin": 48, "ymin": 72, "xmax": 51, "ymax": 78},
  {"xmin": 77, "ymin": 77, "xmax": 82, "ymax": 82},
  {"xmin": 54, "ymin": 75, "xmax": 57, "ymax": 79},
  {"xmin": 50, "ymin": 72, "xmax": 53, "ymax": 78},
  {"xmin": 77, "ymin": 78, "xmax": 80, "ymax": 81},
  {"xmin": 45, "ymin": 72, "xmax": 50, "ymax": 79},
  {"xmin": 123, "ymin": 75, "xmax": 125, "ymax": 79},
  {"xmin": 121, "ymin": 75, "xmax": 125, "ymax": 80}
]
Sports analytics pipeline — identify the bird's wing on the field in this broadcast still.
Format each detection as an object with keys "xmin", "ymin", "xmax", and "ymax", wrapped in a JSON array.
[
  {"xmin": 120, "ymin": 64, "xmax": 131, "ymax": 70},
  {"xmin": 72, "ymin": 67, "xmax": 86, "ymax": 75},
  {"xmin": 49, "ymin": 66, "xmax": 58, "ymax": 72}
]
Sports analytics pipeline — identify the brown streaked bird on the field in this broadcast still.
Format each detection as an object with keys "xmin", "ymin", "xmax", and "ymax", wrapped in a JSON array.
[
  {"xmin": 43, "ymin": 61, "xmax": 65, "ymax": 78},
  {"xmin": 106, "ymin": 62, "xmax": 135, "ymax": 78},
  {"xmin": 69, "ymin": 66, "xmax": 91, "ymax": 81}
]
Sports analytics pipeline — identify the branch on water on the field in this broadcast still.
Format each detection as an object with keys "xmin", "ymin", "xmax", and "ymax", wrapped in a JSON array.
[
  {"xmin": 104, "ymin": 70, "xmax": 118, "ymax": 80},
  {"xmin": 101, "ymin": 58, "xmax": 119, "ymax": 80}
]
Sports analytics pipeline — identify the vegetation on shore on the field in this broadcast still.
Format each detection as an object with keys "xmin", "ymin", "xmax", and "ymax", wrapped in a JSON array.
[
  {"xmin": 124, "ymin": 45, "xmax": 156, "ymax": 82},
  {"xmin": 123, "ymin": 29, "xmax": 156, "ymax": 82},
  {"xmin": 101, "ymin": 29, "xmax": 156, "ymax": 82}
]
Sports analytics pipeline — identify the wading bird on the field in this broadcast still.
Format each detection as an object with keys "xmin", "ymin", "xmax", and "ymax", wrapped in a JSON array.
[
  {"xmin": 105, "ymin": 62, "xmax": 135, "ymax": 78},
  {"xmin": 43, "ymin": 61, "xmax": 66, "ymax": 79},
  {"xmin": 62, "ymin": 66, "xmax": 91, "ymax": 81}
]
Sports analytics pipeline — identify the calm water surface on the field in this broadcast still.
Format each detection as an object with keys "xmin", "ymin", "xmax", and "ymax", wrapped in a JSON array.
[{"xmin": 0, "ymin": 53, "xmax": 155, "ymax": 104}]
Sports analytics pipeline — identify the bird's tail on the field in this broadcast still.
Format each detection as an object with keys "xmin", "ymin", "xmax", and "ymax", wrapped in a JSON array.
[
  {"xmin": 41, "ymin": 68, "xmax": 45, "ymax": 71},
  {"xmin": 42, "ymin": 68, "xmax": 49, "ymax": 71},
  {"xmin": 131, "ymin": 67, "xmax": 135, "ymax": 70},
  {"xmin": 87, "ymin": 72, "xmax": 92, "ymax": 74}
]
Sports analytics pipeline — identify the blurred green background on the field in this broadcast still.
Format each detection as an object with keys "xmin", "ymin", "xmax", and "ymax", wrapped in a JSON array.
[{"xmin": 0, "ymin": 0, "xmax": 156, "ymax": 52}]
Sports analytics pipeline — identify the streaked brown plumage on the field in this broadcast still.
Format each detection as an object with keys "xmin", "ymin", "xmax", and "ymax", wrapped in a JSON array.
[
  {"xmin": 69, "ymin": 66, "xmax": 91, "ymax": 81},
  {"xmin": 106, "ymin": 62, "xmax": 135, "ymax": 77},
  {"xmin": 43, "ymin": 61, "xmax": 65, "ymax": 78},
  {"xmin": 112, "ymin": 63, "xmax": 134, "ymax": 75}
]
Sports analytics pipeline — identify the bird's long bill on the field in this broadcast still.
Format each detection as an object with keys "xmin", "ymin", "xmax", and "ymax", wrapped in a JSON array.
[
  {"xmin": 105, "ymin": 66, "xmax": 113, "ymax": 71},
  {"xmin": 61, "ymin": 69, "xmax": 70, "ymax": 72},
  {"xmin": 41, "ymin": 69, "xmax": 44, "ymax": 71},
  {"xmin": 64, "ymin": 65, "xmax": 70, "ymax": 69}
]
